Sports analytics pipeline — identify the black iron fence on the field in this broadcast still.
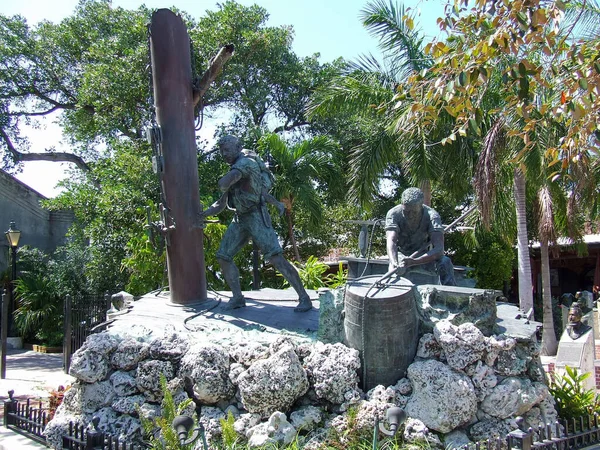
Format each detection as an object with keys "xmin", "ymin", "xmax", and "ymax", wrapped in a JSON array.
[
  {"xmin": 3, "ymin": 390, "xmax": 50, "ymax": 446},
  {"xmin": 458, "ymin": 415, "xmax": 600, "ymax": 450},
  {"xmin": 64, "ymin": 292, "xmax": 112, "ymax": 373},
  {"xmin": 61, "ymin": 417, "xmax": 142, "ymax": 450},
  {"xmin": 3, "ymin": 392, "xmax": 144, "ymax": 449}
]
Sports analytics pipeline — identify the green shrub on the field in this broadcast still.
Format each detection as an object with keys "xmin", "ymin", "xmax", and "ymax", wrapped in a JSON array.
[{"xmin": 549, "ymin": 365, "xmax": 599, "ymax": 420}]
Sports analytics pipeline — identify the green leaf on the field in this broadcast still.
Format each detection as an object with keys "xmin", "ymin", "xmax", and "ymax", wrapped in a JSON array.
[{"xmin": 458, "ymin": 71, "xmax": 467, "ymax": 87}]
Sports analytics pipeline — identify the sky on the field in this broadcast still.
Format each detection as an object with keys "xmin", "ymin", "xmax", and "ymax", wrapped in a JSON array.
[{"xmin": 2, "ymin": 0, "xmax": 447, "ymax": 197}]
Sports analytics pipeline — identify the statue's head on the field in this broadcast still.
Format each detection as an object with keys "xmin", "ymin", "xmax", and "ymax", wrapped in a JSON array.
[
  {"xmin": 218, "ymin": 135, "xmax": 242, "ymax": 164},
  {"xmin": 401, "ymin": 187, "xmax": 425, "ymax": 224},
  {"xmin": 568, "ymin": 303, "xmax": 583, "ymax": 325}
]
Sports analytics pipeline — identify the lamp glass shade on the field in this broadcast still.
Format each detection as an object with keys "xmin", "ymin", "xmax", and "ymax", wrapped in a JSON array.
[{"xmin": 5, "ymin": 222, "xmax": 21, "ymax": 248}]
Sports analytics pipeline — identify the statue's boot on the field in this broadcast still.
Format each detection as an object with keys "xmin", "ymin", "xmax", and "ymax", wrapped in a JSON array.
[
  {"xmin": 294, "ymin": 295, "xmax": 312, "ymax": 313},
  {"xmin": 225, "ymin": 295, "xmax": 246, "ymax": 310}
]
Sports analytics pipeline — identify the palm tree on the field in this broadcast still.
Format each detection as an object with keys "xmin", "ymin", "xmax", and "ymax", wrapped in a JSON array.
[
  {"xmin": 308, "ymin": 0, "xmax": 475, "ymax": 210},
  {"xmin": 257, "ymin": 133, "xmax": 341, "ymax": 261}
]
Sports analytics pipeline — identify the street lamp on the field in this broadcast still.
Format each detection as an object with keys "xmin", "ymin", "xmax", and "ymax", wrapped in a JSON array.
[{"xmin": 5, "ymin": 221, "xmax": 21, "ymax": 336}]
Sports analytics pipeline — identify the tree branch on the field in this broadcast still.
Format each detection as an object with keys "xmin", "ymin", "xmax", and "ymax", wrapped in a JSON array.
[
  {"xmin": 0, "ymin": 127, "xmax": 91, "ymax": 172},
  {"xmin": 272, "ymin": 120, "xmax": 309, "ymax": 133},
  {"xmin": 193, "ymin": 44, "xmax": 235, "ymax": 107}
]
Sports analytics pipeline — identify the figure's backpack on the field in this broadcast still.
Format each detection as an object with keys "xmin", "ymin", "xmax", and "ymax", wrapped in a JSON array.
[{"xmin": 242, "ymin": 149, "xmax": 275, "ymax": 193}]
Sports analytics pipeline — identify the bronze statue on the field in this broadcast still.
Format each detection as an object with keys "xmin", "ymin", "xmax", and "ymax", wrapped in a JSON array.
[
  {"xmin": 566, "ymin": 303, "xmax": 591, "ymax": 340},
  {"xmin": 199, "ymin": 135, "xmax": 312, "ymax": 312},
  {"xmin": 385, "ymin": 187, "xmax": 456, "ymax": 286}
]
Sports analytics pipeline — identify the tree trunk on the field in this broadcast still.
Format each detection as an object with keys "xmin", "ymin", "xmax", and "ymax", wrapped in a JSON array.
[
  {"xmin": 286, "ymin": 208, "xmax": 301, "ymax": 262},
  {"xmin": 514, "ymin": 167, "xmax": 534, "ymax": 313},
  {"xmin": 420, "ymin": 179, "xmax": 432, "ymax": 206},
  {"xmin": 540, "ymin": 239, "xmax": 558, "ymax": 356}
]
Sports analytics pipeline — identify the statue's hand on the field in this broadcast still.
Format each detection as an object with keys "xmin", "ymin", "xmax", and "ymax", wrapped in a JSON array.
[
  {"xmin": 276, "ymin": 200, "xmax": 285, "ymax": 216},
  {"xmin": 398, "ymin": 256, "xmax": 415, "ymax": 268}
]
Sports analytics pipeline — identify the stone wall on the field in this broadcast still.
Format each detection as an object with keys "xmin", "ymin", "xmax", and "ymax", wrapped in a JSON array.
[{"xmin": 0, "ymin": 170, "xmax": 73, "ymax": 272}]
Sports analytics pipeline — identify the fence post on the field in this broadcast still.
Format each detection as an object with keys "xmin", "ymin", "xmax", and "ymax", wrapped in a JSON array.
[
  {"xmin": 85, "ymin": 416, "xmax": 104, "ymax": 450},
  {"xmin": 508, "ymin": 427, "xmax": 533, "ymax": 450},
  {"xmin": 63, "ymin": 294, "xmax": 72, "ymax": 374},
  {"xmin": 1, "ymin": 289, "xmax": 8, "ymax": 379},
  {"xmin": 4, "ymin": 390, "xmax": 17, "ymax": 427}
]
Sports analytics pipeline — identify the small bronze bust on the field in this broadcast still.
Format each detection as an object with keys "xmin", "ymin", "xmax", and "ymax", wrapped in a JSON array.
[{"xmin": 566, "ymin": 303, "xmax": 591, "ymax": 340}]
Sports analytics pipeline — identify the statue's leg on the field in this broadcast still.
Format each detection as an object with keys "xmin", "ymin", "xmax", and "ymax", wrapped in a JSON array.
[
  {"xmin": 268, "ymin": 254, "xmax": 312, "ymax": 312},
  {"xmin": 248, "ymin": 209, "xmax": 312, "ymax": 312},
  {"xmin": 216, "ymin": 219, "xmax": 249, "ymax": 309},
  {"xmin": 438, "ymin": 255, "xmax": 457, "ymax": 286}
]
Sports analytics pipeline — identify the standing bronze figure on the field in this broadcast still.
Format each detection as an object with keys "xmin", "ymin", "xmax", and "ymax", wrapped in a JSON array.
[{"xmin": 199, "ymin": 136, "xmax": 312, "ymax": 312}]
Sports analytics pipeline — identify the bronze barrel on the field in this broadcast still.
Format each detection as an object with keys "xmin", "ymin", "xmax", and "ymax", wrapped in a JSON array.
[{"xmin": 344, "ymin": 276, "xmax": 418, "ymax": 390}]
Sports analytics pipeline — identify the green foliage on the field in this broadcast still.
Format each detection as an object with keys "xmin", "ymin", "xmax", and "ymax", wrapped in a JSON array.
[
  {"xmin": 122, "ymin": 227, "xmax": 166, "ymax": 296},
  {"xmin": 12, "ymin": 247, "xmax": 64, "ymax": 346},
  {"xmin": 446, "ymin": 228, "xmax": 514, "ymax": 290},
  {"xmin": 140, "ymin": 375, "xmax": 196, "ymax": 450},
  {"xmin": 549, "ymin": 366, "xmax": 599, "ymax": 420},
  {"xmin": 281, "ymin": 256, "xmax": 328, "ymax": 290},
  {"xmin": 325, "ymin": 262, "xmax": 348, "ymax": 289},
  {"xmin": 219, "ymin": 411, "xmax": 239, "ymax": 449}
]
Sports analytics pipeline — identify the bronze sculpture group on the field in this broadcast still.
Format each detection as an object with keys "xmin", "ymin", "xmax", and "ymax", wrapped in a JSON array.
[{"xmin": 200, "ymin": 136, "xmax": 456, "ymax": 310}]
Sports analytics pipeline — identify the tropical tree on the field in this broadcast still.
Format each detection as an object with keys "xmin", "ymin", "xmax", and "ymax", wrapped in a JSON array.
[
  {"xmin": 257, "ymin": 133, "xmax": 342, "ymax": 261},
  {"xmin": 308, "ymin": 0, "xmax": 475, "ymax": 211}
]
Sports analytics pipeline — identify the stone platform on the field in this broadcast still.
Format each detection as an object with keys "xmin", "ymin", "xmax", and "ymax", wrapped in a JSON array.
[{"xmin": 107, "ymin": 288, "xmax": 321, "ymax": 344}]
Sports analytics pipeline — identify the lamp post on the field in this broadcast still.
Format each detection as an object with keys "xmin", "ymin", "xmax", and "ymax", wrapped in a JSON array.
[{"xmin": 5, "ymin": 221, "xmax": 21, "ymax": 337}]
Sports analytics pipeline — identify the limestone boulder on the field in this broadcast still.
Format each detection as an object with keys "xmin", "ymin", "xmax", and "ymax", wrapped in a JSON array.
[
  {"xmin": 149, "ymin": 331, "xmax": 189, "ymax": 362},
  {"xmin": 110, "ymin": 371, "xmax": 138, "ymax": 397},
  {"xmin": 416, "ymin": 333, "xmax": 443, "ymax": 359},
  {"xmin": 465, "ymin": 361, "xmax": 498, "ymax": 401},
  {"xmin": 136, "ymin": 360, "xmax": 175, "ymax": 402},
  {"xmin": 179, "ymin": 343, "xmax": 235, "ymax": 404},
  {"xmin": 237, "ymin": 346, "xmax": 309, "ymax": 417},
  {"xmin": 234, "ymin": 413, "xmax": 262, "ymax": 438},
  {"xmin": 111, "ymin": 338, "xmax": 150, "ymax": 370},
  {"xmin": 111, "ymin": 395, "xmax": 146, "ymax": 415},
  {"xmin": 403, "ymin": 418, "xmax": 443, "ymax": 449},
  {"xmin": 405, "ymin": 359, "xmax": 478, "ymax": 433},
  {"xmin": 480, "ymin": 377, "xmax": 548, "ymax": 419},
  {"xmin": 247, "ymin": 412, "xmax": 296, "ymax": 448},
  {"xmin": 434, "ymin": 321, "xmax": 486, "ymax": 371},
  {"xmin": 303, "ymin": 342, "xmax": 361, "ymax": 404},
  {"xmin": 229, "ymin": 341, "xmax": 269, "ymax": 367},
  {"xmin": 79, "ymin": 380, "xmax": 115, "ymax": 413},
  {"xmin": 469, "ymin": 417, "xmax": 513, "ymax": 442},
  {"xmin": 289, "ymin": 406, "xmax": 322, "ymax": 433},
  {"xmin": 444, "ymin": 430, "xmax": 472, "ymax": 449},
  {"xmin": 415, "ymin": 286, "xmax": 498, "ymax": 336},
  {"xmin": 69, "ymin": 350, "xmax": 111, "ymax": 383},
  {"xmin": 494, "ymin": 341, "xmax": 538, "ymax": 377},
  {"xmin": 44, "ymin": 414, "xmax": 87, "ymax": 449},
  {"xmin": 199, "ymin": 406, "xmax": 226, "ymax": 441}
]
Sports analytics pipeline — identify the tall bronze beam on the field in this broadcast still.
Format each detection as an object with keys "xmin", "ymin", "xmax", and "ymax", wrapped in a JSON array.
[{"xmin": 149, "ymin": 9, "xmax": 206, "ymax": 304}]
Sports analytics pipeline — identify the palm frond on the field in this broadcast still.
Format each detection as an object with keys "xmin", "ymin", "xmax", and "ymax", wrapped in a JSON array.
[
  {"xmin": 563, "ymin": 0, "xmax": 600, "ymax": 40},
  {"xmin": 307, "ymin": 71, "xmax": 394, "ymax": 119},
  {"xmin": 474, "ymin": 118, "xmax": 505, "ymax": 228},
  {"xmin": 360, "ymin": 0, "xmax": 430, "ymax": 76},
  {"xmin": 538, "ymin": 185, "xmax": 556, "ymax": 245}
]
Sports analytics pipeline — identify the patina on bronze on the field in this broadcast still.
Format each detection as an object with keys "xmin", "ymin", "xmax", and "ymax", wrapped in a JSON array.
[
  {"xmin": 566, "ymin": 303, "xmax": 591, "ymax": 340},
  {"xmin": 199, "ymin": 135, "xmax": 312, "ymax": 313},
  {"xmin": 385, "ymin": 187, "xmax": 456, "ymax": 286}
]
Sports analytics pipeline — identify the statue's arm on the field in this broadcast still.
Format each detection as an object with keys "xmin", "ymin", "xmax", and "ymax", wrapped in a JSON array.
[
  {"xmin": 217, "ymin": 168, "xmax": 242, "ymax": 192},
  {"xmin": 386, "ymin": 229, "xmax": 400, "ymax": 270},
  {"xmin": 403, "ymin": 231, "xmax": 445, "ymax": 267},
  {"xmin": 200, "ymin": 191, "xmax": 228, "ymax": 218}
]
